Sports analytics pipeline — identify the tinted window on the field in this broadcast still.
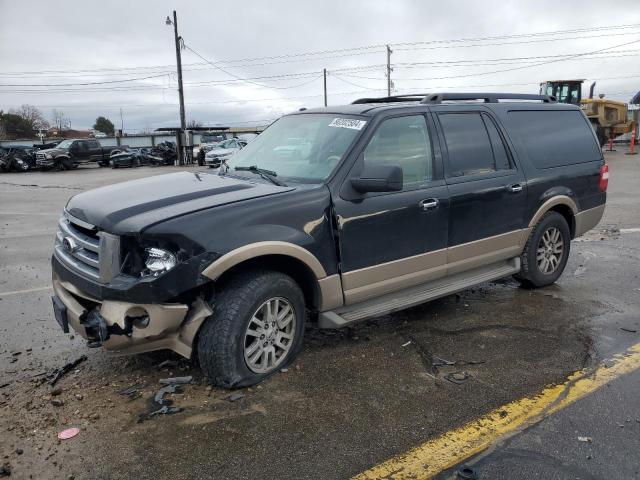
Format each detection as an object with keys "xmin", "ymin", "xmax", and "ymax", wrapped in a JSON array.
[
  {"xmin": 88, "ymin": 140, "xmax": 99, "ymax": 149},
  {"xmin": 438, "ymin": 113, "xmax": 496, "ymax": 177},
  {"xmin": 508, "ymin": 110, "xmax": 601, "ymax": 169},
  {"xmin": 482, "ymin": 115, "xmax": 511, "ymax": 170},
  {"xmin": 363, "ymin": 115, "xmax": 432, "ymax": 184}
]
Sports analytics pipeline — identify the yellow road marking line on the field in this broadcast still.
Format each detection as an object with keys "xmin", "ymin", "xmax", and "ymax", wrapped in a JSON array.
[{"xmin": 354, "ymin": 342, "xmax": 640, "ymax": 480}]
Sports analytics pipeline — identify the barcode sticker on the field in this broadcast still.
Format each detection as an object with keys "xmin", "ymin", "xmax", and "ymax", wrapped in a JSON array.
[{"xmin": 328, "ymin": 118, "xmax": 367, "ymax": 130}]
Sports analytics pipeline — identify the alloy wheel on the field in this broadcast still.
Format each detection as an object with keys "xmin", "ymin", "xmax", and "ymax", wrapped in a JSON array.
[
  {"xmin": 243, "ymin": 297, "xmax": 296, "ymax": 374},
  {"xmin": 536, "ymin": 226, "xmax": 564, "ymax": 274}
]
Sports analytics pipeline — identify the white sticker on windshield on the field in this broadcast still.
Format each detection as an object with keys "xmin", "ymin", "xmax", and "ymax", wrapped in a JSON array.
[{"xmin": 328, "ymin": 118, "xmax": 367, "ymax": 130}]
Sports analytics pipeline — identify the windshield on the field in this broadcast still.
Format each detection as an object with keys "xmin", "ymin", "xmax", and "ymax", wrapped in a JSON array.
[
  {"xmin": 56, "ymin": 140, "xmax": 75, "ymax": 148},
  {"xmin": 224, "ymin": 114, "xmax": 365, "ymax": 183},
  {"xmin": 217, "ymin": 139, "xmax": 236, "ymax": 149}
]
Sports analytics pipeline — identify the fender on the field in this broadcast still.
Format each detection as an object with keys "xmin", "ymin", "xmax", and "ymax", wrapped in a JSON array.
[
  {"xmin": 200, "ymin": 241, "xmax": 344, "ymax": 311},
  {"xmin": 528, "ymin": 194, "xmax": 578, "ymax": 228},
  {"xmin": 201, "ymin": 241, "xmax": 328, "ymax": 280}
]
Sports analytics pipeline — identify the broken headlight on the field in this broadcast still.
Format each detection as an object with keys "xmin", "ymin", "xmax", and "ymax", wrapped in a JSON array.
[{"xmin": 142, "ymin": 247, "xmax": 177, "ymax": 277}]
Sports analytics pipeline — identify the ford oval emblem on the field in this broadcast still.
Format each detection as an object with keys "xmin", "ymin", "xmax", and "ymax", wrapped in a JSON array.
[{"xmin": 62, "ymin": 236, "xmax": 78, "ymax": 253}]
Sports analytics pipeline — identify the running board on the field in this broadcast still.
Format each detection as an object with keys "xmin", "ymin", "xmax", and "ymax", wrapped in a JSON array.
[{"xmin": 318, "ymin": 258, "xmax": 520, "ymax": 328}]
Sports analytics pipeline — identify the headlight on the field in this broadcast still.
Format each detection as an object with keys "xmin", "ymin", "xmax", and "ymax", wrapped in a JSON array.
[
  {"xmin": 142, "ymin": 247, "xmax": 177, "ymax": 277},
  {"xmin": 46, "ymin": 153, "xmax": 53, "ymax": 159}
]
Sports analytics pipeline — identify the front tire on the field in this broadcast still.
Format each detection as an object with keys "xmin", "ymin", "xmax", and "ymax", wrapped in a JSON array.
[
  {"xmin": 515, "ymin": 211, "xmax": 571, "ymax": 288},
  {"xmin": 198, "ymin": 270, "xmax": 305, "ymax": 388}
]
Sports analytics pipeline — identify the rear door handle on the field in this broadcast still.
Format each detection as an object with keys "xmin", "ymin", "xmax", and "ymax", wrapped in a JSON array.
[
  {"xmin": 507, "ymin": 183, "xmax": 523, "ymax": 193},
  {"xmin": 419, "ymin": 198, "xmax": 439, "ymax": 211}
]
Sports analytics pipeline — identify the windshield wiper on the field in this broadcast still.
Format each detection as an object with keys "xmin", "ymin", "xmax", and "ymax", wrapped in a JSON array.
[{"xmin": 235, "ymin": 165, "xmax": 287, "ymax": 186}]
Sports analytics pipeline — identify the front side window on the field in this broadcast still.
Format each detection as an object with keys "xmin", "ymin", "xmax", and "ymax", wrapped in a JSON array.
[
  {"xmin": 438, "ymin": 112, "xmax": 510, "ymax": 177},
  {"xmin": 362, "ymin": 115, "xmax": 433, "ymax": 185},
  {"xmin": 225, "ymin": 114, "xmax": 363, "ymax": 183}
]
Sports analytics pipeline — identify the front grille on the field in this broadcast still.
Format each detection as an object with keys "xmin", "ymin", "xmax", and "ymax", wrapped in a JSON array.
[
  {"xmin": 36, "ymin": 152, "xmax": 46, "ymax": 160},
  {"xmin": 54, "ymin": 212, "xmax": 121, "ymax": 283}
]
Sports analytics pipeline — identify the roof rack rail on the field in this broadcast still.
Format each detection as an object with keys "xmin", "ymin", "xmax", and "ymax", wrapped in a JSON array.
[
  {"xmin": 351, "ymin": 94, "xmax": 430, "ymax": 104},
  {"xmin": 420, "ymin": 93, "xmax": 556, "ymax": 104},
  {"xmin": 351, "ymin": 92, "xmax": 556, "ymax": 105}
]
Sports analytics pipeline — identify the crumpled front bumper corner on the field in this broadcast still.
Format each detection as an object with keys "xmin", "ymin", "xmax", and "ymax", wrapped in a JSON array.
[{"xmin": 52, "ymin": 273, "xmax": 212, "ymax": 358}]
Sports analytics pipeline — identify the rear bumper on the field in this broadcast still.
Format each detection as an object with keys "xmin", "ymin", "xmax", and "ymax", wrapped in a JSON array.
[
  {"xmin": 52, "ymin": 272, "xmax": 211, "ymax": 358},
  {"xmin": 574, "ymin": 204, "xmax": 606, "ymax": 237}
]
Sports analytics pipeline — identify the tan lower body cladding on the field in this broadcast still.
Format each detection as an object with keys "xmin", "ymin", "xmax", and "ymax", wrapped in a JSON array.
[
  {"xmin": 340, "ymin": 229, "xmax": 531, "ymax": 304},
  {"xmin": 52, "ymin": 273, "xmax": 211, "ymax": 358}
]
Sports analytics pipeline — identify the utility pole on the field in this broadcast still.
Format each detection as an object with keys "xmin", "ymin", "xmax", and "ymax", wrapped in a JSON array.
[
  {"xmin": 119, "ymin": 108, "xmax": 124, "ymax": 133},
  {"xmin": 168, "ymin": 10, "xmax": 187, "ymax": 164},
  {"xmin": 323, "ymin": 68, "xmax": 328, "ymax": 107},
  {"xmin": 386, "ymin": 45, "xmax": 393, "ymax": 97}
]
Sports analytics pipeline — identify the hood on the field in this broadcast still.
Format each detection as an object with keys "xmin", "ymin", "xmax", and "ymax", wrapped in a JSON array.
[
  {"xmin": 206, "ymin": 147, "xmax": 238, "ymax": 157},
  {"xmin": 65, "ymin": 171, "xmax": 295, "ymax": 234},
  {"xmin": 37, "ymin": 147, "xmax": 65, "ymax": 156}
]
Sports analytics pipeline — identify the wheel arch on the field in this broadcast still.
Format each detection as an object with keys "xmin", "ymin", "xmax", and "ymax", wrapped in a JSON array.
[
  {"xmin": 528, "ymin": 195, "xmax": 577, "ymax": 238},
  {"xmin": 201, "ymin": 242, "xmax": 342, "ymax": 312}
]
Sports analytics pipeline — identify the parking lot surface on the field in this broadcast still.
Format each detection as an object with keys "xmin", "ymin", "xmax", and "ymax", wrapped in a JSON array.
[{"xmin": 1, "ymin": 152, "xmax": 639, "ymax": 479}]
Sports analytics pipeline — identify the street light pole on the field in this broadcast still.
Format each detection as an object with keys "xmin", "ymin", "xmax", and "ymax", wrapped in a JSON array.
[{"xmin": 168, "ymin": 10, "xmax": 187, "ymax": 165}]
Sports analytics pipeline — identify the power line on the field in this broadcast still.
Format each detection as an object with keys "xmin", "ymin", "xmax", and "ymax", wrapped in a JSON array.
[
  {"xmin": 183, "ymin": 43, "xmax": 324, "ymax": 90},
  {"xmin": 3, "ymin": 22, "xmax": 639, "ymax": 78},
  {"xmin": 0, "ymin": 73, "xmax": 169, "ymax": 87}
]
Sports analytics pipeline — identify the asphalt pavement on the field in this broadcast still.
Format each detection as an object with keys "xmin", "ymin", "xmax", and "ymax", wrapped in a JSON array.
[{"xmin": 0, "ymin": 151, "xmax": 638, "ymax": 480}]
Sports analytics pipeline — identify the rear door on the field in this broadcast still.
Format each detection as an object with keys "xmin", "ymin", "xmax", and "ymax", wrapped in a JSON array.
[
  {"xmin": 432, "ymin": 107, "xmax": 527, "ymax": 274},
  {"xmin": 334, "ymin": 112, "xmax": 450, "ymax": 304},
  {"xmin": 87, "ymin": 140, "xmax": 102, "ymax": 162}
]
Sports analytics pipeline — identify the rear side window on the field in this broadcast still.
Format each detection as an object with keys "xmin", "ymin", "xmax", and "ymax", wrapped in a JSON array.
[
  {"xmin": 507, "ymin": 110, "xmax": 601, "ymax": 169},
  {"xmin": 438, "ymin": 112, "xmax": 511, "ymax": 177}
]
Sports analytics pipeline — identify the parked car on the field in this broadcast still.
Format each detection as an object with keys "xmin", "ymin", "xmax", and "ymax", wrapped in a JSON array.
[
  {"xmin": 93, "ymin": 132, "xmax": 107, "ymax": 138},
  {"xmin": 109, "ymin": 148, "xmax": 151, "ymax": 168},
  {"xmin": 204, "ymin": 138, "xmax": 247, "ymax": 168},
  {"xmin": 50, "ymin": 92, "xmax": 606, "ymax": 388},
  {"xmin": 36, "ymin": 139, "xmax": 126, "ymax": 170},
  {"xmin": 0, "ymin": 146, "xmax": 36, "ymax": 172},
  {"xmin": 147, "ymin": 141, "xmax": 177, "ymax": 166}
]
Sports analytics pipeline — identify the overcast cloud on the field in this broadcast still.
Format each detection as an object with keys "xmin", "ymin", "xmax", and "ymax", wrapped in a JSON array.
[{"xmin": 1, "ymin": 0, "xmax": 639, "ymax": 132}]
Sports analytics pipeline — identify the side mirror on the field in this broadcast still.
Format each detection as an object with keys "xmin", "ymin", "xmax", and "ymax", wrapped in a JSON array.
[{"xmin": 350, "ymin": 164, "xmax": 403, "ymax": 193}]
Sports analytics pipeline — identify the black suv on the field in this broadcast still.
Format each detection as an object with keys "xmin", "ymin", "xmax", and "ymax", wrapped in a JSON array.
[{"xmin": 50, "ymin": 93, "xmax": 607, "ymax": 387}]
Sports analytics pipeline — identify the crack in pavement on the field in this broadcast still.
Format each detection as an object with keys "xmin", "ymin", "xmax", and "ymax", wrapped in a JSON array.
[{"xmin": 0, "ymin": 181, "xmax": 83, "ymax": 191}]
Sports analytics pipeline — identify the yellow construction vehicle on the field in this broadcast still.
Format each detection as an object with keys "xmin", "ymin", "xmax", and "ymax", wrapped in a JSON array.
[{"xmin": 540, "ymin": 80, "xmax": 636, "ymax": 146}]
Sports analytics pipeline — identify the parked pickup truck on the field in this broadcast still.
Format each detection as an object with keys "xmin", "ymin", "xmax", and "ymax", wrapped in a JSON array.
[
  {"xmin": 36, "ymin": 139, "xmax": 126, "ymax": 170},
  {"xmin": 50, "ymin": 92, "xmax": 606, "ymax": 388}
]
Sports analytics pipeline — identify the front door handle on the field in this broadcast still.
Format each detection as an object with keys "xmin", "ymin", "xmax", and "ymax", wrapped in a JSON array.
[
  {"xmin": 507, "ymin": 183, "xmax": 523, "ymax": 193},
  {"xmin": 419, "ymin": 198, "xmax": 439, "ymax": 211}
]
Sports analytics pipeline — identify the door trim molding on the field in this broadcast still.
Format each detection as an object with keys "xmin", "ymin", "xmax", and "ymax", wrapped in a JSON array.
[{"xmin": 340, "ymin": 229, "xmax": 530, "ymax": 306}]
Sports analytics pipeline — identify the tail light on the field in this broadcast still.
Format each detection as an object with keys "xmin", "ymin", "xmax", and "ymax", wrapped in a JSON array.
[{"xmin": 599, "ymin": 164, "xmax": 609, "ymax": 192}]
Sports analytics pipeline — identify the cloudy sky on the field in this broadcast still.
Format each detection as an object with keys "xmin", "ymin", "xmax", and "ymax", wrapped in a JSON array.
[{"xmin": 1, "ymin": 0, "xmax": 639, "ymax": 133}]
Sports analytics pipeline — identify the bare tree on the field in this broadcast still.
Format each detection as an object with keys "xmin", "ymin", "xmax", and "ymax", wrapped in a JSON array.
[
  {"xmin": 51, "ymin": 109, "xmax": 71, "ymax": 131},
  {"xmin": 187, "ymin": 119, "xmax": 202, "ymax": 129},
  {"xmin": 13, "ymin": 104, "xmax": 49, "ymax": 131}
]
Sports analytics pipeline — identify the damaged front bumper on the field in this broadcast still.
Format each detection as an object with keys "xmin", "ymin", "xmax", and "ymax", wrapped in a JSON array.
[{"xmin": 52, "ymin": 272, "xmax": 212, "ymax": 358}]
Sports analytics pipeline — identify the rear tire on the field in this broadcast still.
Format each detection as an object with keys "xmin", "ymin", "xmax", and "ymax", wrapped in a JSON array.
[
  {"xmin": 514, "ymin": 211, "xmax": 571, "ymax": 288},
  {"xmin": 197, "ymin": 270, "xmax": 305, "ymax": 388}
]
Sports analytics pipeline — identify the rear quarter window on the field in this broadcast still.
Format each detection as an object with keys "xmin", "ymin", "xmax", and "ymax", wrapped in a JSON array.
[{"xmin": 507, "ymin": 110, "xmax": 602, "ymax": 169}]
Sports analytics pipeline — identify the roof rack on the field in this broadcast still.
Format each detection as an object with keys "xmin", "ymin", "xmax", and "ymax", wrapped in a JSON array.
[
  {"xmin": 351, "ymin": 92, "xmax": 556, "ymax": 105},
  {"xmin": 422, "ymin": 93, "xmax": 555, "ymax": 103},
  {"xmin": 351, "ymin": 94, "xmax": 430, "ymax": 104}
]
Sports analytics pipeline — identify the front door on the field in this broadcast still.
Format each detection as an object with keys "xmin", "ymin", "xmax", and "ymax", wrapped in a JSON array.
[
  {"xmin": 333, "ymin": 113, "xmax": 450, "ymax": 304},
  {"xmin": 432, "ymin": 107, "xmax": 528, "ymax": 274}
]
